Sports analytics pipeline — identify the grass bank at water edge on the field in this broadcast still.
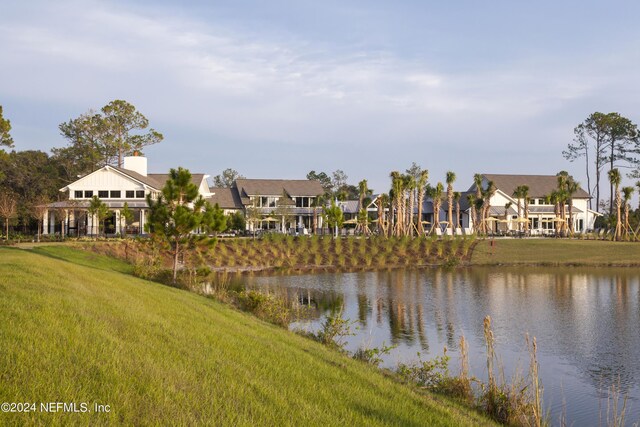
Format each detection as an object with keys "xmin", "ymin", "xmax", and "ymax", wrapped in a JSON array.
[
  {"xmin": 471, "ymin": 238, "xmax": 640, "ymax": 266},
  {"xmin": 0, "ymin": 247, "xmax": 494, "ymax": 426}
]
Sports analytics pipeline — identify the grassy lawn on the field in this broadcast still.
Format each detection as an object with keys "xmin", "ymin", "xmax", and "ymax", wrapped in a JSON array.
[
  {"xmin": 0, "ymin": 247, "xmax": 493, "ymax": 426},
  {"xmin": 471, "ymin": 238, "xmax": 640, "ymax": 266}
]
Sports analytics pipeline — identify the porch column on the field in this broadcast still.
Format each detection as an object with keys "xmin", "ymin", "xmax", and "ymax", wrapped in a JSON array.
[
  {"xmin": 62, "ymin": 210, "xmax": 68, "ymax": 238},
  {"xmin": 114, "ymin": 209, "xmax": 121, "ymax": 235},
  {"xmin": 42, "ymin": 210, "xmax": 49, "ymax": 235},
  {"xmin": 49, "ymin": 210, "xmax": 56, "ymax": 234},
  {"xmin": 139, "ymin": 209, "xmax": 145, "ymax": 234}
]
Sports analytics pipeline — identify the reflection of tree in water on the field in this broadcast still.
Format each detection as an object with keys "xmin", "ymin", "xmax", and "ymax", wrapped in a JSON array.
[{"xmin": 468, "ymin": 267, "xmax": 640, "ymax": 398}]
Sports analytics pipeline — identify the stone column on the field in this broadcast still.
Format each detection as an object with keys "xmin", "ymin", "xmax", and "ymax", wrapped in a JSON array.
[{"xmin": 43, "ymin": 210, "xmax": 49, "ymax": 235}]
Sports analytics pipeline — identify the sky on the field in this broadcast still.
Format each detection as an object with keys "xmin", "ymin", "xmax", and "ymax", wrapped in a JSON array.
[{"xmin": 1, "ymin": 0, "xmax": 640, "ymax": 195}]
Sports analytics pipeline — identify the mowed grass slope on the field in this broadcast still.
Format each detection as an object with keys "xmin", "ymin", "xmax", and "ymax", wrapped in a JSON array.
[
  {"xmin": 471, "ymin": 238, "xmax": 640, "ymax": 266},
  {"xmin": 0, "ymin": 247, "xmax": 492, "ymax": 426}
]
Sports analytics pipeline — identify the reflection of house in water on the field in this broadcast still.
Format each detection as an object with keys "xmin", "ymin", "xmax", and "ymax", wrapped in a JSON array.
[{"xmin": 476, "ymin": 268, "xmax": 640, "ymax": 395}]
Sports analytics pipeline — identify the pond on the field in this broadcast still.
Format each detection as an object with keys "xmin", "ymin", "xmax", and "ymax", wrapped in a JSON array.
[{"xmin": 244, "ymin": 267, "xmax": 640, "ymax": 426}]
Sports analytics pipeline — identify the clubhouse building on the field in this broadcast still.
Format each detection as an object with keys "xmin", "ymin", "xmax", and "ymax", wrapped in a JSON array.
[{"xmin": 42, "ymin": 157, "xmax": 599, "ymax": 236}]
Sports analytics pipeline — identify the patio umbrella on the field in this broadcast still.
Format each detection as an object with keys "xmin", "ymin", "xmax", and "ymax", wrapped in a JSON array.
[
  {"xmin": 421, "ymin": 221, "xmax": 431, "ymax": 224},
  {"xmin": 343, "ymin": 218, "xmax": 358, "ymax": 225},
  {"xmin": 262, "ymin": 217, "xmax": 279, "ymax": 222},
  {"xmin": 483, "ymin": 217, "xmax": 499, "ymax": 222},
  {"xmin": 512, "ymin": 217, "xmax": 529, "ymax": 223}
]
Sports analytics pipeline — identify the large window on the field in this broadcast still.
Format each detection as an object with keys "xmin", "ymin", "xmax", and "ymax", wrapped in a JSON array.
[
  {"xmin": 98, "ymin": 190, "xmax": 109, "ymax": 198},
  {"xmin": 296, "ymin": 197, "xmax": 311, "ymax": 208},
  {"xmin": 110, "ymin": 190, "xmax": 121, "ymax": 198},
  {"xmin": 126, "ymin": 190, "xmax": 134, "ymax": 198},
  {"xmin": 136, "ymin": 190, "xmax": 145, "ymax": 198},
  {"xmin": 84, "ymin": 190, "xmax": 93, "ymax": 198},
  {"xmin": 74, "ymin": 191, "xmax": 83, "ymax": 198}
]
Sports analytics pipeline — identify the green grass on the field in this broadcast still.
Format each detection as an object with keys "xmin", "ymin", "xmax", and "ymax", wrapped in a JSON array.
[
  {"xmin": 471, "ymin": 238, "xmax": 640, "ymax": 266},
  {"xmin": 0, "ymin": 247, "xmax": 493, "ymax": 426}
]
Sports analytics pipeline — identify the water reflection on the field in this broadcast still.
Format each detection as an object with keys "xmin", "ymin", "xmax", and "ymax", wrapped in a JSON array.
[{"xmin": 244, "ymin": 267, "xmax": 640, "ymax": 426}]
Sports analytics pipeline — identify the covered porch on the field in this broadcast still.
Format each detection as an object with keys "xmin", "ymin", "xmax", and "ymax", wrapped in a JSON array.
[{"xmin": 41, "ymin": 201, "xmax": 149, "ymax": 237}]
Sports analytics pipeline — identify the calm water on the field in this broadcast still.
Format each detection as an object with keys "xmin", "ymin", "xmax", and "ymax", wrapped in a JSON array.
[{"xmin": 244, "ymin": 268, "xmax": 640, "ymax": 426}]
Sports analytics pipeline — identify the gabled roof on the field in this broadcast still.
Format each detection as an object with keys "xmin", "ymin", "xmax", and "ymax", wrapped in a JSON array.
[
  {"xmin": 112, "ymin": 167, "xmax": 164, "ymax": 188},
  {"xmin": 206, "ymin": 188, "xmax": 244, "ymax": 210},
  {"xmin": 148, "ymin": 173, "xmax": 206, "ymax": 190},
  {"xmin": 235, "ymin": 179, "xmax": 324, "ymax": 197},
  {"xmin": 478, "ymin": 174, "xmax": 591, "ymax": 199}
]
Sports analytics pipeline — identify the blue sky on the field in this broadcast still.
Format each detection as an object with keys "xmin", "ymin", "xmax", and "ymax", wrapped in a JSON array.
[{"xmin": 1, "ymin": 0, "xmax": 639, "ymax": 194}]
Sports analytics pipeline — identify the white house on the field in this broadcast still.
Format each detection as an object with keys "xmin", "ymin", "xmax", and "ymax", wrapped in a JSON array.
[
  {"xmin": 468, "ymin": 174, "xmax": 599, "ymax": 235},
  {"xmin": 43, "ymin": 155, "xmax": 210, "ymax": 236}
]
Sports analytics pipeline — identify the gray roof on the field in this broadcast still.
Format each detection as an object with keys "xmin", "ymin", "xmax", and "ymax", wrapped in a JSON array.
[
  {"xmin": 206, "ymin": 188, "xmax": 244, "ymax": 210},
  {"xmin": 235, "ymin": 179, "xmax": 324, "ymax": 198},
  {"xmin": 488, "ymin": 206, "xmax": 519, "ymax": 217},
  {"xmin": 148, "ymin": 173, "xmax": 206, "ymax": 190},
  {"xmin": 479, "ymin": 174, "xmax": 591, "ymax": 199},
  {"xmin": 110, "ymin": 167, "xmax": 206, "ymax": 190},
  {"xmin": 111, "ymin": 166, "xmax": 164, "ymax": 188}
]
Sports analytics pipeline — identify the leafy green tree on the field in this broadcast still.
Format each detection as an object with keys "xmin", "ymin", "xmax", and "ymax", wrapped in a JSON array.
[
  {"xmin": 213, "ymin": 168, "xmax": 244, "ymax": 188},
  {"xmin": 55, "ymin": 100, "xmax": 163, "ymax": 176},
  {"xmin": 0, "ymin": 106, "xmax": 14, "ymax": 148},
  {"xmin": 102, "ymin": 100, "xmax": 164, "ymax": 168},
  {"xmin": 0, "ymin": 150, "xmax": 64, "ymax": 231},
  {"xmin": 88, "ymin": 196, "xmax": 110, "ymax": 237},
  {"xmin": 120, "ymin": 202, "xmax": 134, "ymax": 236},
  {"xmin": 307, "ymin": 170, "xmax": 333, "ymax": 195},
  {"xmin": 54, "ymin": 112, "xmax": 112, "ymax": 181},
  {"xmin": 227, "ymin": 210, "xmax": 246, "ymax": 232},
  {"xmin": 146, "ymin": 167, "xmax": 210, "ymax": 283},
  {"xmin": 565, "ymin": 112, "xmax": 638, "ymax": 213},
  {"xmin": 324, "ymin": 199, "xmax": 344, "ymax": 238},
  {"xmin": 0, "ymin": 191, "xmax": 17, "ymax": 240},
  {"xmin": 202, "ymin": 203, "xmax": 227, "ymax": 236}
]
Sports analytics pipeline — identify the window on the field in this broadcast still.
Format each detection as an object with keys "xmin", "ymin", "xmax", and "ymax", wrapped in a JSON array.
[
  {"xmin": 136, "ymin": 190, "xmax": 145, "ymax": 198},
  {"xmin": 110, "ymin": 190, "xmax": 121, "ymax": 198},
  {"xmin": 74, "ymin": 191, "xmax": 83, "ymax": 198},
  {"xmin": 84, "ymin": 190, "xmax": 93, "ymax": 198},
  {"xmin": 98, "ymin": 190, "xmax": 109, "ymax": 198},
  {"xmin": 126, "ymin": 190, "xmax": 134, "ymax": 198},
  {"xmin": 528, "ymin": 198, "xmax": 536, "ymax": 205}
]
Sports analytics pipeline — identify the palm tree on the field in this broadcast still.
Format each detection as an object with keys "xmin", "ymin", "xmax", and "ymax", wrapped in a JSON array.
[
  {"xmin": 446, "ymin": 171, "xmax": 456, "ymax": 232},
  {"xmin": 473, "ymin": 173, "xmax": 483, "ymax": 231},
  {"xmin": 416, "ymin": 170, "xmax": 429, "ymax": 235},
  {"xmin": 622, "ymin": 186, "xmax": 634, "ymax": 239},
  {"xmin": 377, "ymin": 193, "xmax": 390, "ymax": 236},
  {"xmin": 521, "ymin": 185, "xmax": 530, "ymax": 234},
  {"xmin": 405, "ymin": 174, "xmax": 416, "ymax": 236},
  {"xmin": 454, "ymin": 191, "xmax": 461, "ymax": 229},
  {"xmin": 504, "ymin": 202, "xmax": 512, "ymax": 235},
  {"xmin": 390, "ymin": 172, "xmax": 404, "ymax": 237},
  {"xmin": 429, "ymin": 182, "xmax": 444, "ymax": 233},
  {"xmin": 357, "ymin": 179, "xmax": 370, "ymax": 235},
  {"xmin": 608, "ymin": 168, "xmax": 622, "ymax": 241},
  {"xmin": 565, "ymin": 180, "xmax": 579, "ymax": 235},
  {"xmin": 481, "ymin": 181, "xmax": 496, "ymax": 235},
  {"xmin": 467, "ymin": 194, "xmax": 476, "ymax": 234},
  {"xmin": 513, "ymin": 186, "xmax": 525, "ymax": 233}
]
